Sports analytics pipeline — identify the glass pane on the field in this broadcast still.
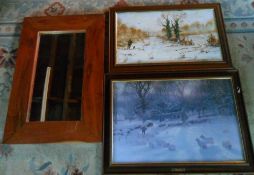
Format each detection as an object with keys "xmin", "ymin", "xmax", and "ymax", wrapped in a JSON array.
[
  {"xmin": 29, "ymin": 32, "xmax": 85, "ymax": 121},
  {"xmin": 111, "ymin": 78, "xmax": 244, "ymax": 163}
]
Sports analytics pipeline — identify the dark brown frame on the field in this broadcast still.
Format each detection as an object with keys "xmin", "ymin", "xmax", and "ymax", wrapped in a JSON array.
[
  {"xmin": 3, "ymin": 15, "xmax": 105, "ymax": 143},
  {"xmin": 103, "ymin": 69, "xmax": 254, "ymax": 174},
  {"xmin": 108, "ymin": 3, "xmax": 232, "ymax": 73}
]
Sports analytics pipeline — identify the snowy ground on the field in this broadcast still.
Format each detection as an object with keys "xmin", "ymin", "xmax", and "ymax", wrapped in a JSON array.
[
  {"xmin": 116, "ymin": 34, "xmax": 223, "ymax": 64},
  {"xmin": 112, "ymin": 116, "xmax": 244, "ymax": 163}
]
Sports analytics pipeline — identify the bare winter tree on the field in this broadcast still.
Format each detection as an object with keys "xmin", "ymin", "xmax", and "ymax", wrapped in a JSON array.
[
  {"xmin": 129, "ymin": 82, "xmax": 151, "ymax": 122},
  {"xmin": 171, "ymin": 81, "xmax": 189, "ymax": 124},
  {"xmin": 160, "ymin": 12, "xmax": 187, "ymax": 42},
  {"xmin": 161, "ymin": 14, "xmax": 173, "ymax": 41}
]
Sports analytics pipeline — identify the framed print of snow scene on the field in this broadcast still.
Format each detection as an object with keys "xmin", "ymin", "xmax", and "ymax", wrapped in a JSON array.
[
  {"xmin": 109, "ymin": 4, "xmax": 232, "ymax": 72},
  {"xmin": 103, "ymin": 70, "xmax": 254, "ymax": 174}
]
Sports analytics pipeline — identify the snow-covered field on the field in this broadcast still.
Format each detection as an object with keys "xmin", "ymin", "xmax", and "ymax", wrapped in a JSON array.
[
  {"xmin": 116, "ymin": 34, "xmax": 223, "ymax": 64},
  {"xmin": 112, "ymin": 116, "xmax": 244, "ymax": 163}
]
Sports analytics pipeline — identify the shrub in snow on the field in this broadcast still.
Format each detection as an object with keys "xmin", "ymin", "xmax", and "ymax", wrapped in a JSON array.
[
  {"xmin": 222, "ymin": 140, "xmax": 232, "ymax": 150},
  {"xmin": 207, "ymin": 33, "xmax": 219, "ymax": 47}
]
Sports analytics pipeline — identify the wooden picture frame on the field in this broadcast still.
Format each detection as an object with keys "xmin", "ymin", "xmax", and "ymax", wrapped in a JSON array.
[
  {"xmin": 108, "ymin": 3, "xmax": 232, "ymax": 73},
  {"xmin": 103, "ymin": 70, "xmax": 254, "ymax": 174},
  {"xmin": 3, "ymin": 15, "xmax": 105, "ymax": 143}
]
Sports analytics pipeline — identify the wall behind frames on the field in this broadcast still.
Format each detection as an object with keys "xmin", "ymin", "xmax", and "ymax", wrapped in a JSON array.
[{"xmin": 0, "ymin": 0, "xmax": 254, "ymax": 174}]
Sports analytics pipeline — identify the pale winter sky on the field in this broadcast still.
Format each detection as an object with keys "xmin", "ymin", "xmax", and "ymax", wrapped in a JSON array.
[{"xmin": 117, "ymin": 9, "xmax": 216, "ymax": 33}]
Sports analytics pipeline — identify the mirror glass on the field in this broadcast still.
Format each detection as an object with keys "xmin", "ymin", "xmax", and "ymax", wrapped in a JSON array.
[{"xmin": 29, "ymin": 32, "xmax": 85, "ymax": 121}]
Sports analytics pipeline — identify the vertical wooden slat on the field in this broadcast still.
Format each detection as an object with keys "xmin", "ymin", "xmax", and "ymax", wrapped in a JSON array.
[
  {"xmin": 45, "ymin": 35, "xmax": 58, "ymax": 99},
  {"xmin": 63, "ymin": 34, "xmax": 76, "ymax": 120},
  {"xmin": 35, "ymin": 34, "xmax": 58, "ymax": 122},
  {"xmin": 40, "ymin": 67, "xmax": 51, "ymax": 122}
]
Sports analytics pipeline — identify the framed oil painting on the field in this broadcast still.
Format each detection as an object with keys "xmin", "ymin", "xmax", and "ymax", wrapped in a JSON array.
[
  {"xmin": 109, "ymin": 4, "xmax": 232, "ymax": 72},
  {"xmin": 104, "ymin": 70, "xmax": 254, "ymax": 174}
]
